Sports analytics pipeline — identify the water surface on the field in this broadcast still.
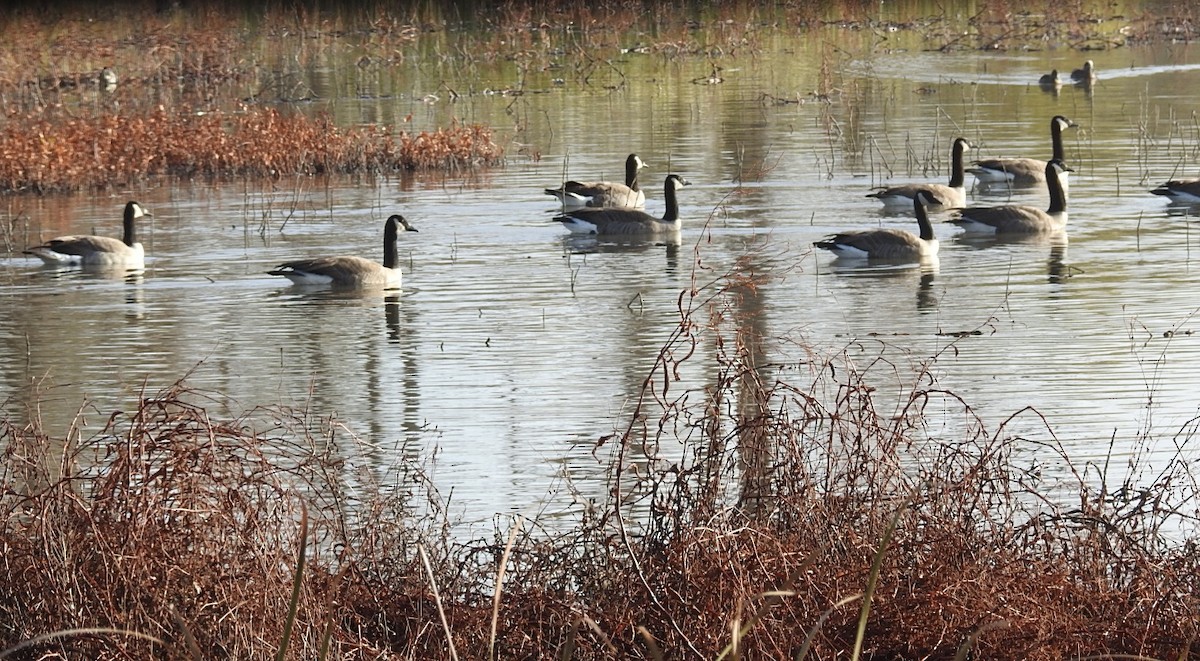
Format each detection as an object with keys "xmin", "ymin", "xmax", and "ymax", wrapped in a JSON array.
[{"xmin": 4, "ymin": 26, "xmax": 1200, "ymax": 527}]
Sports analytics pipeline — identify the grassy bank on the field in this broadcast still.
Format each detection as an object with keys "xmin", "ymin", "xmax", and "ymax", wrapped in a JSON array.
[{"xmin": 2, "ymin": 263, "xmax": 1197, "ymax": 660}]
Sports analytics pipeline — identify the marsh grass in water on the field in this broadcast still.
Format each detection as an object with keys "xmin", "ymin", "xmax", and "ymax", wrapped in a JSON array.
[
  {"xmin": 0, "ymin": 0, "xmax": 1193, "ymax": 193},
  {"xmin": 0, "ymin": 107, "xmax": 503, "ymax": 193},
  {"xmin": 1, "ymin": 251, "xmax": 1198, "ymax": 659}
]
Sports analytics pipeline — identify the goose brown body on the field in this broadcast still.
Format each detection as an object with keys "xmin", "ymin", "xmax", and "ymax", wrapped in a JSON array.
[
  {"xmin": 815, "ymin": 190, "xmax": 941, "ymax": 261},
  {"xmin": 952, "ymin": 159, "xmax": 1072, "ymax": 234},
  {"xmin": 1071, "ymin": 60, "xmax": 1096, "ymax": 83},
  {"xmin": 555, "ymin": 174, "xmax": 690, "ymax": 235},
  {"xmin": 24, "ymin": 201, "xmax": 150, "ymax": 268},
  {"xmin": 1150, "ymin": 179, "xmax": 1200, "ymax": 203},
  {"xmin": 867, "ymin": 138, "xmax": 973, "ymax": 209},
  {"xmin": 269, "ymin": 214, "xmax": 418, "ymax": 288},
  {"xmin": 968, "ymin": 115, "xmax": 1076, "ymax": 188},
  {"xmin": 544, "ymin": 154, "xmax": 647, "ymax": 208}
]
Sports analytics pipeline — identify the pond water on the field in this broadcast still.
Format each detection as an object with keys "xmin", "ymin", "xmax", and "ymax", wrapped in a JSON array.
[{"xmin": 3, "ymin": 19, "xmax": 1200, "ymax": 529}]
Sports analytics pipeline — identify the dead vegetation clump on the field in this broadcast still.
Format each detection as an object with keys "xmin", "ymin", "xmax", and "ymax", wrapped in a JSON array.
[
  {"xmin": 2, "ymin": 256, "xmax": 1199, "ymax": 659},
  {"xmin": 0, "ymin": 107, "xmax": 504, "ymax": 193}
]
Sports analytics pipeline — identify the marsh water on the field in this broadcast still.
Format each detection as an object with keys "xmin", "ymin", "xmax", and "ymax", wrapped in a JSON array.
[{"xmin": 4, "ymin": 18, "xmax": 1200, "ymax": 528}]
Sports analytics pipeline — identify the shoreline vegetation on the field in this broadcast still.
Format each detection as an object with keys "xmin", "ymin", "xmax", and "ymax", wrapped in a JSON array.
[
  {"xmin": 3, "ymin": 262, "xmax": 1198, "ymax": 658},
  {"xmin": 0, "ymin": 0, "xmax": 1195, "ymax": 192},
  {"xmin": 2, "ymin": 1, "xmax": 1200, "ymax": 658}
]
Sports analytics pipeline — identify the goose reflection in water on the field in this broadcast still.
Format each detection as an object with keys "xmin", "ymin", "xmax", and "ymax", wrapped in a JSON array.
[
  {"xmin": 385, "ymin": 294, "xmax": 402, "ymax": 344},
  {"xmin": 1160, "ymin": 200, "xmax": 1200, "ymax": 219},
  {"xmin": 954, "ymin": 229, "xmax": 1071, "ymax": 284},
  {"xmin": 821, "ymin": 259, "xmax": 941, "ymax": 313},
  {"xmin": 561, "ymin": 233, "xmax": 682, "ymax": 273}
]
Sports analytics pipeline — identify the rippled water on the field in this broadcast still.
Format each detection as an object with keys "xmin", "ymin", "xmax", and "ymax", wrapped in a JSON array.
[{"xmin": 4, "ymin": 30, "xmax": 1200, "ymax": 526}]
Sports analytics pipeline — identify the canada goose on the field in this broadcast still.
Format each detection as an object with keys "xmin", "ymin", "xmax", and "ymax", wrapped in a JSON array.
[
  {"xmin": 1150, "ymin": 179, "xmax": 1200, "ymax": 203},
  {"xmin": 544, "ymin": 153, "xmax": 647, "ymax": 208},
  {"xmin": 1038, "ymin": 69, "xmax": 1060, "ymax": 87},
  {"xmin": 967, "ymin": 115, "xmax": 1076, "ymax": 188},
  {"xmin": 555, "ymin": 174, "xmax": 690, "ymax": 235},
  {"xmin": 815, "ymin": 190, "xmax": 941, "ymax": 261},
  {"xmin": 1070, "ymin": 60, "xmax": 1096, "ymax": 83},
  {"xmin": 24, "ymin": 200, "xmax": 151, "ymax": 268},
  {"xmin": 268, "ymin": 214, "xmax": 418, "ymax": 288},
  {"xmin": 951, "ymin": 159, "xmax": 1072, "ymax": 234},
  {"xmin": 866, "ymin": 137, "xmax": 973, "ymax": 209}
]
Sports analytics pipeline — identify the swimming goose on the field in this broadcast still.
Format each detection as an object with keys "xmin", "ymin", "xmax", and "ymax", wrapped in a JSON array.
[
  {"xmin": 1150, "ymin": 179, "xmax": 1200, "ymax": 203},
  {"xmin": 815, "ymin": 190, "xmax": 941, "ymax": 261},
  {"xmin": 268, "ymin": 214, "xmax": 418, "ymax": 288},
  {"xmin": 544, "ymin": 153, "xmax": 647, "ymax": 208},
  {"xmin": 24, "ymin": 200, "xmax": 151, "ymax": 268},
  {"xmin": 951, "ymin": 159, "xmax": 1072, "ymax": 234},
  {"xmin": 1070, "ymin": 60, "xmax": 1096, "ymax": 83},
  {"xmin": 866, "ymin": 137, "xmax": 973, "ymax": 209},
  {"xmin": 1038, "ymin": 69, "xmax": 1060, "ymax": 87},
  {"xmin": 967, "ymin": 115, "xmax": 1076, "ymax": 189},
  {"xmin": 555, "ymin": 174, "xmax": 690, "ymax": 235}
]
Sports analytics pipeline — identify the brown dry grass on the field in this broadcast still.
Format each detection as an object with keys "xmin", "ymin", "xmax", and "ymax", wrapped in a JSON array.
[
  {"xmin": 2, "ymin": 252, "xmax": 1198, "ymax": 659},
  {"xmin": 0, "ymin": 106, "xmax": 504, "ymax": 193}
]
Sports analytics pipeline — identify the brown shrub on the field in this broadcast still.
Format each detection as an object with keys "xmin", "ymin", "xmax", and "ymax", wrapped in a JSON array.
[{"xmin": 0, "ymin": 106, "xmax": 504, "ymax": 193}]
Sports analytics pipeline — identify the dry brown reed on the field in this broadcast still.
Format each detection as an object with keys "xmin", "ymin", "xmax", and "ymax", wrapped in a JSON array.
[
  {"xmin": 0, "ymin": 107, "xmax": 503, "ymax": 193},
  {"xmin": 3, "ymin": 247, "xmax": 1199, "ymax": 659}
]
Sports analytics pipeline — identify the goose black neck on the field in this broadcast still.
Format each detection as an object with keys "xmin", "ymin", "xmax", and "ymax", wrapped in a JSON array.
[
  {"xmin": 1046, "ymin": 166, "xmax": 1068, "ymax": 213},
  {"xmin": 662, "ymin": 179, "xmax": 680, "ymax": 222},
  {"xmin": 383, "ymin": 218, "xmax": 399, "ymax": 269},
  {"xmin": 949, "ymin": 139, "xmax": 966, "ymax": 188},
  {"xmin": 625, "ymin": 156, "xmax": 641, "ymax": 191},
  {"xmin": 914, "ymin": 196, "xmax": 935, "ymax": 241},
  {"xmin": 1051, "ymin": 119, "xmax": 1067, "ymax": 161},
  {"xmin": 122, "ymin": 204, "xmax": 137, "ymax": 247}
]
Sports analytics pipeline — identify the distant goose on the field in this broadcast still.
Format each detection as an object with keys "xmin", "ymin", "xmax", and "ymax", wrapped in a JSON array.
[
  {"xmin": 815, "ymin": 190, "xmax": 941, "ymax": 261},
  {"xmin": 24, "ymin": 200, "xmax": 151, "ymax": 268},
  {"xmin": 544, "ymin": 153, "xmax": 647, "ymax": 208},
  {"xmin": 555, "ymin": 174, "xmax": 690, "ymax": 235},
  {"xmin": 951, "ymin": 159, "xmax": 1072, "ymax": 234},
  {"xmin": 1038, "ymin": 69, "xmax": 1060, "ymax": 87},
  {"xmin": 268, "ymin": 214, "xmax": 418, "ymax": 288},
  {"xmin": 866, "ymin": 137, "xmax": 973, "ymax": 209},
  {"xmin": 1070, "ymin": 60, "xmax": 1096, "ymax": 83},
  {"xmin": 1150, "ymin": 179, "xmax": 1200, "ymax": 203},
  {"xmin": 968, "ymin": 115, "xmax": 1076, "ymax": 191},
  {"xmin": 99, "ymin": 67, "xmax": 117, "ymax": 89}
]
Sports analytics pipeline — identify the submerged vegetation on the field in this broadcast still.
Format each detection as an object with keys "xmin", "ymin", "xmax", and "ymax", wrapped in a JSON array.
[{"xmin": 2, "ymin": 256, "xmax": 1198, "ymax": 659}]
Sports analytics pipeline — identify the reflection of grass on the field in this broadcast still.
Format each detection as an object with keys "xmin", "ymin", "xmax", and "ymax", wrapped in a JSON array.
[{"xmin": 2, "ymin": 259, "xmax": 1198, "ymax": 659}]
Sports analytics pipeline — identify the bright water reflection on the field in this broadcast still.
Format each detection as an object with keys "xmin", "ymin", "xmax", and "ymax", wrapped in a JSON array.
[{"xmin": 4, "ymin": 29, "xmax": 1200, "ymax": 528}]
